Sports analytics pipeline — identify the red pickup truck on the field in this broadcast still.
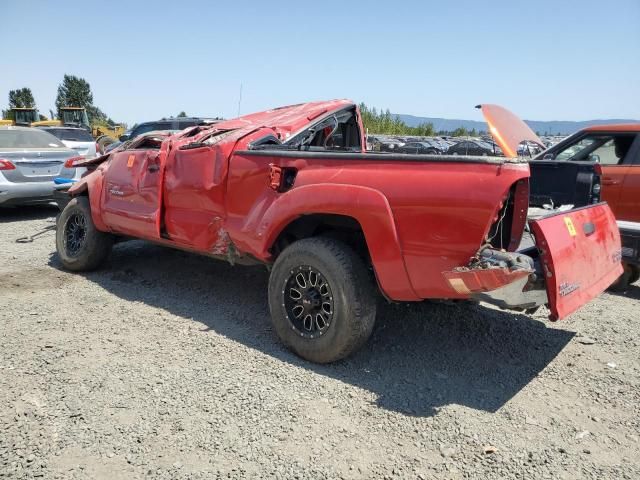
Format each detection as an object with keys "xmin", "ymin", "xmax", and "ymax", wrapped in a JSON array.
[{"xmin": 56, "ymin": 100, "xmax": 622, "ymax": 363}]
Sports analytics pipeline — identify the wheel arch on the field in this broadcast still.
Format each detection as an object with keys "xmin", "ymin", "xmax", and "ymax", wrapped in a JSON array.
[
  {"xmin": 256, "ymin": 183, "xmax": 420, "ymax": 301},
  {"xmin": 67, "ymin": 173, "xmax": 109, "ymax": 232}
]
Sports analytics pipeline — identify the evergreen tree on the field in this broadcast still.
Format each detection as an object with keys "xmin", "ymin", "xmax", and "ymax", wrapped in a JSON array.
[
  {"xmin": 358, "ymin": 103, "xmax": 436, "ymax": 136},
  {"xmin": 3, "ymin": 88, "xmax": 36, "ymax": 119},
  {"xmin": 55, "ymin": 74, "xmax": 93, "ymax": 119}
]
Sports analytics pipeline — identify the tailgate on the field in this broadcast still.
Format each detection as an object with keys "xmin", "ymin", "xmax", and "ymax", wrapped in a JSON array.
[{"xmin": 530, "ymin": 203, "xmax": 622, "ymax": 320}]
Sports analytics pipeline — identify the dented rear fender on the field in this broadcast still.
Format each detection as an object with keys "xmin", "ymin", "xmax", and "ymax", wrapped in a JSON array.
[{"xmin": 251, "ymin": 183, "xmax": 421, "ymax": 301}]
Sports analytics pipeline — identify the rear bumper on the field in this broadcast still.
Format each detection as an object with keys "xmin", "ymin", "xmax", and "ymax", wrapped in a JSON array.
[
  {"xmin": 444, "ymin": 248, "xmax": 548, "ymax": 313},
  {"xmin": 444, "ymin": 203, "xmax": 622, "ymax": 320},
  {"xmin": 0, "ymin": 169, "xmax": 85, "ymax": 206},
  {"xmin": 0, "ymin": 180, "xmax": 56, "ymax": 206}
]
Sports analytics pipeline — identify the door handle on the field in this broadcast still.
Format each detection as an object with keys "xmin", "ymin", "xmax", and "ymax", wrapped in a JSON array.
[
  {"xmin": 601, "ymin": 177, "xmax": 619, "ymax": 185},
  {"xmin": 147, "ymin": 164, "xmax": 159, "ymax": 173}
]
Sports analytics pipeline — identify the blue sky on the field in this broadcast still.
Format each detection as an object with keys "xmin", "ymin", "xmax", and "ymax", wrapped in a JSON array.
[{"xmin": 2, "ymin": 0, "xmax": 639, "ymax": 125}]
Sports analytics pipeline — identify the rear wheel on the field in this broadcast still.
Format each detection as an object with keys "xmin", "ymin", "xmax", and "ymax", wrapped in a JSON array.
[
  {"xmin": 56, "ymin": 196, "xmax": 113, "ymax": 271},
  {"xmin": 268, "ymin": 237, "xmax": 376, "ymax": 363}
]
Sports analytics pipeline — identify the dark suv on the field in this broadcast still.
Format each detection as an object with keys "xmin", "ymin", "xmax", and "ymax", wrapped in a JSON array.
[{"xmin": 119, "ymin": 117, "xmax": 219, "ymax": 142}]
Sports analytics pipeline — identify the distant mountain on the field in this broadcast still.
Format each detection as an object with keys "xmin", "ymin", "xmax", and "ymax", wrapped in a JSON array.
[{"xmin": 395, "ymin": 114, "xmax": 640, "ymax": 136}]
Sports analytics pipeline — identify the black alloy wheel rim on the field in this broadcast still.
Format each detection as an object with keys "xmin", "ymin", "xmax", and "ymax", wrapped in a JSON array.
[
  {"xmin": 283, "ymin": 265, "xmax": 334, "ymax": 338},
  {"xmin": 64, "ymin": 213, "xmax": 87, "ymax": 257}
]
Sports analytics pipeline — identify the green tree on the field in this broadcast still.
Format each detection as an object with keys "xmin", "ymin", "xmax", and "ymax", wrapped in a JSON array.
[
  {"xmin": 54, "ymin": 74, "xmax": 119, "ymax": 126},
  {"xmin": 359, "ymin": 103, "xmax": 437, "ymax": 137},
  {"xmin": 55, "ymin": 74, "xmax": 93, "ymax": 118},
  {"xmin": 9, "ymin": 88, "xmax": 35, "ymax": 108},
  {"xmin": 177, "ymin": 111, "xmax": 187, "ymax": 117},
  {"xmin": 3, "ymin": 87, "xmax": 36, "ymax": 119},
  {"xmin": 452, "ymin": 127, "xmax": 468, "ymax": 137},
  {"xmin": 415, "ymin": 122, "xmax": 435, "ymax": 136}
]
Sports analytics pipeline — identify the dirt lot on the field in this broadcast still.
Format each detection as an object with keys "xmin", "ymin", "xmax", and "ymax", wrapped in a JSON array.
[{"xmin": 1, "ymin": 207, "xmax": 639, "ymax": 479}]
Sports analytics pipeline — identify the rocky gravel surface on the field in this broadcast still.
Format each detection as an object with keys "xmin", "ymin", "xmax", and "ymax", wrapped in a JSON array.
[{"xmin": 1, "ymin": 206, "xmax": 639, "ymax": 479}]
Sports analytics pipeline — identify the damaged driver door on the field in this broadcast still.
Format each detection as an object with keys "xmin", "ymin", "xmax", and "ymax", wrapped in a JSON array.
[
  {"xmin": 161, "ymin": 143, "xmax": 228, "ymax": 252},
  {"xmin": 102, "ymin": 148, "xmax": 162, "ymax": 239}
]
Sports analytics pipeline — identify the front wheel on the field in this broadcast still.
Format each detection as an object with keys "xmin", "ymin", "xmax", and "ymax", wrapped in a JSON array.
[
  {"xmin": 268, "ymin": 237, "xmax": 377, "ymax": 363},
  {"xmin": 56, "ymin": 196, "xmax": 113, "ymax": 271}
]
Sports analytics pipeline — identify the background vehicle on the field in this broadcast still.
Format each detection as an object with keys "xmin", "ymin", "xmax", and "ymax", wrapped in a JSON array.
[
  {"xmin": 478, "ymin": 104, "xmax": 638, "ymax": 290},
  {"xmin": 119, "ymin": 117, "xmax": 217, "ymax": 142},
  {"xmin": 0, "ymin": 108, "xmax": 59, "ymax": 127},
  {"xmin": 44, "ymin": 107, "xmax": 126, "ymax": 153},
  {"xmin": 58, "ymin": 107, "xmax": 91, "ymax": 130},
  {"xmin": 447, "ymin": 139, "xmax": 502, "ymax": 156},
  {"xmin": 56, "ymin": 100, "xmax": 621, "ymax": 364},
  {"xmin": 534, "ymin": 125, "xmax": 640, "ymax": 223},
  {"xmin": 517, "ymin": 140, "xmax": 544, "ymax": 157},
  {"xmin": 38, "ymin": 126, "xmax": 97, "ymax": 158},
  {"xmin": 534, "ymin": 124, "xmax": 640, "ymax": 290},
  {"xmin": 478, "ymin": 104, "xmax": 601, "ymax": 210},
  {"xmin": 0, "ymin": 126, "xmax": 83, "ymax": 206},
  {"xmin": 10, "ymin": 107, "xmax": 39, "ymax": 126},
  {"xmin": 377, "ymin": 138, "xmax": 404, "ymax": 152},
  {"xmin": 399, "ymin": 141, "xmax": 441, "ymax": 154}
]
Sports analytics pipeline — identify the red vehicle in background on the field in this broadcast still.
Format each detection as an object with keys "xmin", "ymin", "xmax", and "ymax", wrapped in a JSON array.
[
  {"xmin": 55, "ymin": 100, "xmax": 622, "ymax": 363},
  {"xmin": 479, "ymin": 105, "xmax": 640, "ymax": 290},
  {"xmin": 533, "ymin": 124, "xmax": 640, "ymax": 223},
  {"xmin": 534, "ymin": 124, "xmax": 640, "ymax": 289}
]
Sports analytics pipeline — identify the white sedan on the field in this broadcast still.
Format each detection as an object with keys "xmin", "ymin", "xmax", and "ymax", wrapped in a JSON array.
[
  {"xmin": 38, "ymin": 127, "xmax": 97, "ymax": 158},
  {"xmin": 0, "ymin": 126, "xmax": 84, "ymax": 206}
]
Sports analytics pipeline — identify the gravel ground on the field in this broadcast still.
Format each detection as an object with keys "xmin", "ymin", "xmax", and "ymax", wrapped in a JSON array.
[{"xmin": 1, "ymin": 206, "xmax": 639, "ymax": 479}]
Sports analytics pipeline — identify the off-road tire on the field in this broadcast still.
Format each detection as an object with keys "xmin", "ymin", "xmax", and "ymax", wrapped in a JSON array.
[
  {"xmin": 56, "ymin": 196, "xmax": 113, "ymax": 271},
  {"xmin": 268, "ymin": 237, "xmax": 376, "ymax": 363}
]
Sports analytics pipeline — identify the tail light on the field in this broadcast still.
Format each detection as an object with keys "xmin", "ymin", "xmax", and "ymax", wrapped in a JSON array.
[
  {"xmin": 64, "ymin": 156, "xmax": 85, "ymax": 168},
  {"xmin": 268, "ymin": 164, "xmax": 297, "ymax": 192},
  {"xmin": 0, "ymin": 159, "xmax": 16, "ymax": 170},
  {"xmin": 268, "ymin": 164, "xmax": 283, "ymax": 191}
]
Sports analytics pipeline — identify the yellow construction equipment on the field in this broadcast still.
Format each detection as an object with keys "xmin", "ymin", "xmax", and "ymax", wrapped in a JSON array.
[
  {"xmin": 0, "ymin": 108, "xmax": 58, "ymax": 127},
  {"xmin": 1, "ymin": 106, "xmax": 125, "ymax": 150},
  {"xmin": 58, "ymin": 107, "xmax": 125, "ymax": 150},
  {"xmin": 12, "ymin": 107, "xmax": 39, "ymax": 126}
]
